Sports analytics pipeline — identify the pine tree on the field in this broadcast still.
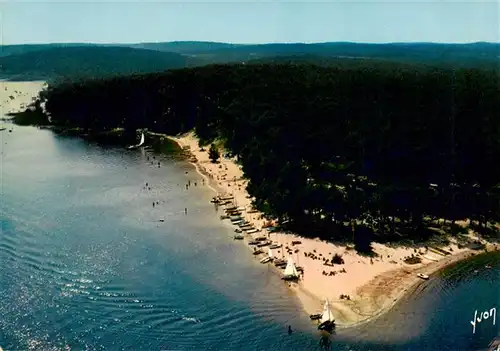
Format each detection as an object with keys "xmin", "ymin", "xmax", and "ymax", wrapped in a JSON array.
[{"xmin": 208, "ymin": 143, "xmax": 220, "ymax": 163}]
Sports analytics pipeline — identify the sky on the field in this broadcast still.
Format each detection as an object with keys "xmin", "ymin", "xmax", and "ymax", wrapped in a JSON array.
[{"xmin": 1, "ymin": 1, "xmax": 499, "ymax": 45}]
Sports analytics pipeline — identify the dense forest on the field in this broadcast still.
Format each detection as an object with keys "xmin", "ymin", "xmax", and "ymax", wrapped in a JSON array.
[
  {"xmin": 2, "ymin": 42, "xmax": 499, "ymax": 81},
  {"xmin": 0, "ymin": 46, "xmax": 193, "ymax": 81},
  {"xmin": 31, "ymin": 61, "xmax": 500, "ymax": 248}
]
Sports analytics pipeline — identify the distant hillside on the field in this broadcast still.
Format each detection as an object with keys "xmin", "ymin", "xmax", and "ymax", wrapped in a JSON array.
[
  {"xmin": 0, "ymin": 46, "xmax": 193, "ymax": 80},
  {"xmin": 0, "ymin": 41, "xmax": 244, "ymax": 57},
  {"xmin": 0, "ymin": 41, "xmax": 498, "ymax": 80},
  {"xmin": 126, "ymin": 41, "xmax": 245, "ymax": 54},
  {"xmin": 193, "ymin": 42, "xmax": 500, "ymax": 68},
  {"xmin": 0, "ymin": 43, "xmax": 98, "ymax": 58}
]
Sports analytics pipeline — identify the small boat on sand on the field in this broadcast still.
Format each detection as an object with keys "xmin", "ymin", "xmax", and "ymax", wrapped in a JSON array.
[
  {"xmin": 257, "ymin": 241, "xmax": 271, "ymax": 248},
  {"xmin": 253, "ymin": 249, "xmax": 263, "ymax": 255},
  {"xmin": 260, "ymin": 247, "xmax": 275, "ymax": 263},
  {"xmin": 282, "ymin": 257, "xmax": 300, "ymax": 281},
  {"xmin": 274, "ymin": 258, "xmax": 287, "ymax": 267},
  {"xmin": 260, "ymin": 256, "xmax": 272, "ymax": 264},
  {"xmin": 269, "ymin": 244, "xmax": 282, "ymax": 249},
  {"xmin": 234, "ymin": 234, "xmax": 244, "ymax": 240},
  {"xmin": 310, "ymin": 314, "xmax": 322, "ymax": 320},
  {"xmin": 317, "ymin": 299, "xmax": 335, "ymax": 332},
  {"xmin": 417, "ymin": 273, "xmax": 429, "ymax": 280}
]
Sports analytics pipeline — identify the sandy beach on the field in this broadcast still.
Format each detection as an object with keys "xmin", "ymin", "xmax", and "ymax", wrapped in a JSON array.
[
  {"xmin": 171, "ymin": 131, "xmax": 499, "ymax": 327},
  {"xmin": 3, "ymin": 81, "xmax": 496, "ymax": 328},
  {"xmin": 0, "ymin": 81, "xmax": 46, "ymax": 116}
]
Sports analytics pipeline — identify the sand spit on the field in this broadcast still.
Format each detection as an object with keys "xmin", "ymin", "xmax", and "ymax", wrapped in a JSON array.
[
  {"xmin": 0, "ymin": 81, "xmax": 46, "ymax": 116},
  {"xmin": 170, "ymin": 132, "xmax": 499, "ymax": 327}
]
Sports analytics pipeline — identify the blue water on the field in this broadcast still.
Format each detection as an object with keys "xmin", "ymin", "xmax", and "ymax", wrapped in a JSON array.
[{"xmin": 0, "ymin": 125, "xmax": 498, "ymax": 351}]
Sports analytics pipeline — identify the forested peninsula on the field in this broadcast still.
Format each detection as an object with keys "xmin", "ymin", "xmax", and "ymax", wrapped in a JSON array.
[{"xmin": 28, "ymin": 62, "xmax": 500, "ymax": 248}]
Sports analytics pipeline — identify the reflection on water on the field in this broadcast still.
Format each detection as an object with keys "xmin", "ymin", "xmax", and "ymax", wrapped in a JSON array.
[{"xmin": 0, "ymin": 125, "xmax": 498, "ymax": 351}]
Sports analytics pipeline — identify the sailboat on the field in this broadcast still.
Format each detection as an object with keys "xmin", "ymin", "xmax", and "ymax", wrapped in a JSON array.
[
  {"xmin": 282, "ymin": 256, "xmax": 300, "ymax": 281},
  {"xmin": 317, "ymin": 299, "xmax": 335, "ymax": 332},
  {"xmin": 127, "ymin": 132, "xmax": 145, "ymax": 150},
  {"xmin": 260, "ymin": 248, "xmax": 274, "ymax": 264}
]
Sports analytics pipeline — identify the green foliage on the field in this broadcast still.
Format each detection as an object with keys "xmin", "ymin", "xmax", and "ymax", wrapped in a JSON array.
[
  {"xmin": 11, "ymin": 101, "xmax": 49, "ymax": 126},
  {"xmin": 36, "ymin": 60, "xmax": 500, "ymax": 246},
  {"xmin": 332, "ymin": 254, "xmax": 345, "ymax": 264},
  {"xmin": 0, "ymin": 46, "xmax": 190, "ymax": 80},
  {"xmin": 208, "ymin": 143, "xmax": 220, "ymax": 163},
  {"xmin": 404, "ymin": 255, "xmax": 422, "ymax": 265},
  {"xmin": 1, "ymin": 42, "xmax": 498, "ymax": 81}
]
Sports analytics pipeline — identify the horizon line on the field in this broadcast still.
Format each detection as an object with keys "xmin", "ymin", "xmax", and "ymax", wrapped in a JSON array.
[{"xmin": 2, "ymin": 40, "xmax": 499, "ymax": 46}]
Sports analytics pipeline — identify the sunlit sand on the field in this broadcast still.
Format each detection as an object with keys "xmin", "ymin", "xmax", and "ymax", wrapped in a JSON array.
[
  {"xmin": 171, "ymin": 131, "xmax": 498, "ymax": 327},
  {"xmin": 0, "ymin": 81, "xmax": 46, "ymax": 116}
]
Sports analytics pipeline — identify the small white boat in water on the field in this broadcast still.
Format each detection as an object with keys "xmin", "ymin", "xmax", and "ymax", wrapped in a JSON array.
[
  {"xmin": 127, "ymin": 132, "xmax": 145, "ymax": 150},
  {"xmin": 417, "ymin": 273, "xmax": 429, "ymax": 280}
]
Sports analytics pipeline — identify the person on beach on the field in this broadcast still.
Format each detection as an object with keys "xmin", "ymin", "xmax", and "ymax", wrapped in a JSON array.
[
  {"xmin": 288, "ymin": 325, "xmax": 293, "ymax": 335},
  {"xmin": 153, "ymin": 202, "xmax": 155, "ymax": 207},
  {"xmin": 185, "ymin": 208, "xmax": 188, "ymax": 215}
]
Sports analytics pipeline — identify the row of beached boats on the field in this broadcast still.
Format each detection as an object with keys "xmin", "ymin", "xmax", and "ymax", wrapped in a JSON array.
[{"xmin": 216, "ymin": 195, "xmax": 336, "ymax": 331}]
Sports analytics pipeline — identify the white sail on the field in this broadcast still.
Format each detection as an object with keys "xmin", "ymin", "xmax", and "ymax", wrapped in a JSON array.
[
  {"xmin": 268, "ymin": 248, "xmax": 273, "ymax": 258},
  {"xmin": 127, "ymin": 132, "xmax": 146, "ymax": 149},
  {"xmin": 284, "ymin": 256, "xmax": 299, "ymax": 277},
  {"xmin": 321, "ymin": 299, "xmax": 334, "ymax": 323},
  {"xmin": 138, "ymin": 133, "xmax": 145, "ymax": 146}
]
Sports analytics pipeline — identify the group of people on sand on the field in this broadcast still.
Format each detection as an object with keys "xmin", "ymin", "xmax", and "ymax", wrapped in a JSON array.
[
  {"xmin": 340, "ymin": 294, "xmax": 351, "ymax": 300},
  {"xmin": 322, "ymin": 269, "xmax": 347, "ymax": 276}
]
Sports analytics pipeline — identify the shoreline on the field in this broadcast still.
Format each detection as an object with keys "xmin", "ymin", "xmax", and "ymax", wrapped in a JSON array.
[
  {"xmin": 0, "ymin": 81, "xmax": 46, "ymax": 116},
  {"xmin": 4, "ymin": 81, "xmax": 497, "ymax": 329},
  {"xmin": 169, "ymin": 131, "xmax": 499, "ymax": 328}
]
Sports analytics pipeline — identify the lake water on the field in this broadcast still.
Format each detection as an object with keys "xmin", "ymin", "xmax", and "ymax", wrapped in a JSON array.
[{"xmin": 1, "ymin": 125, "xmax": 498, "ymax": 350}]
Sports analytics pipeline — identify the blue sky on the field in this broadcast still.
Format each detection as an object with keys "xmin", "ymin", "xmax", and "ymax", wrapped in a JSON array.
[{"xmin": 2, "ymin": 1, "xmax": 499, "ymax": 45}]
